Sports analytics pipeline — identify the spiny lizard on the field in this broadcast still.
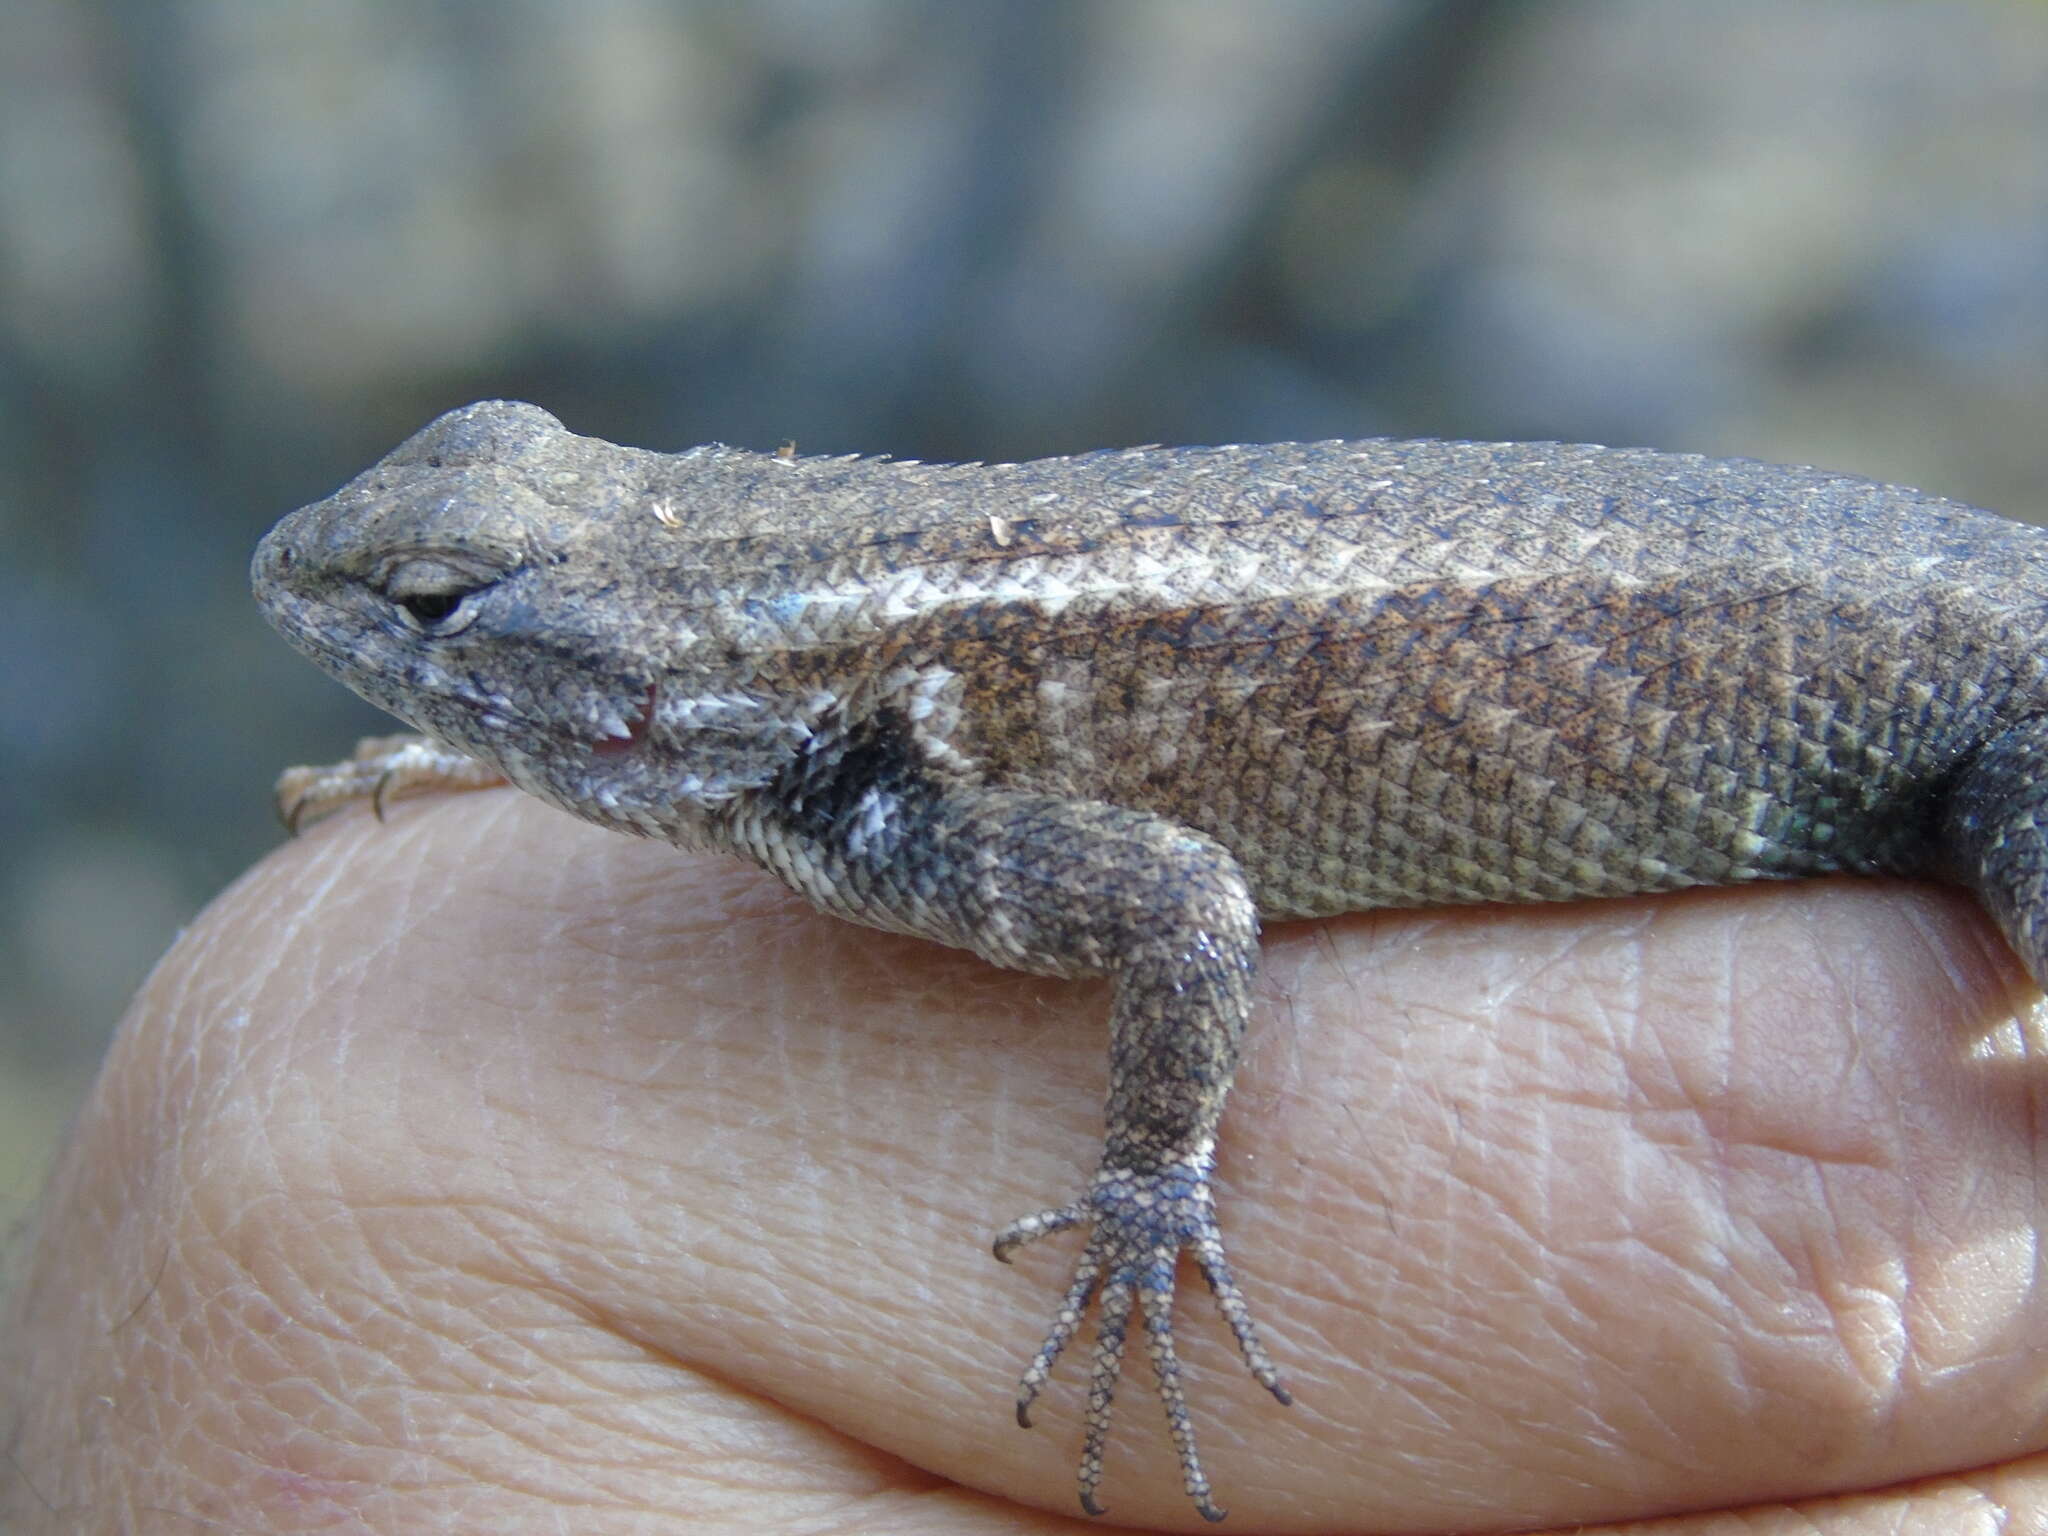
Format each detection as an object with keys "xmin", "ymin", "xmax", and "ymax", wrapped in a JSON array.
[{"xmin": 252, "ymin": 401, "xmax": 2048, "ymax": 1521}]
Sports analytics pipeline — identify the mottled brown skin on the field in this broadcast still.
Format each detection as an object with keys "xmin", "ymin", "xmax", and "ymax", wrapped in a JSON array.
[{"xmin": 253, "ymin": 401, "xmax": 2048, "ymax": 1521}]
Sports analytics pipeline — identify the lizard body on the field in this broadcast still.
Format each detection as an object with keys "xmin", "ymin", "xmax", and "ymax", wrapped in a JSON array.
[{"xmin": 253, "ymin": 401, "xmax": 2048, "ymax": 1520}]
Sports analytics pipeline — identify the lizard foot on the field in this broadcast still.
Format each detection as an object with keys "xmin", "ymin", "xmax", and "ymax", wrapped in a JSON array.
[
  {"xmin": 994, "ymin": 1160, "xmax": 1289, "ymax": 1522},
  {"xmin": 274, "ymin": 733, "xmax": 506, "ymax": 832}
]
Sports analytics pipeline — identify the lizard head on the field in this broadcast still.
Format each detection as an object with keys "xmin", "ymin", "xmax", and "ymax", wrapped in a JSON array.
[{"xmin": 252, "ymin": 400, "xmax": 825, "ymax": 841}]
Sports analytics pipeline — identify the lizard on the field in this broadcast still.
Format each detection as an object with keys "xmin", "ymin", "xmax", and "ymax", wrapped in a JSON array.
[{"xmin": 251, "ymin": 399, "xmax": 2048, "ymax": 1522}]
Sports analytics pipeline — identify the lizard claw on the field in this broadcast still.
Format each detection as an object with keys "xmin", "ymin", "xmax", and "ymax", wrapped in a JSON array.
[{"xmin": 996, "ymin": 1161, "xmax": 1287, "ymax": 1521}]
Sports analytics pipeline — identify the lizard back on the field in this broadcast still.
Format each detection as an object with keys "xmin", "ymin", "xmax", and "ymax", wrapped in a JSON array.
[{"xmin": 633, "ymin": 437, "xmax": 2048, "ymax": 919}]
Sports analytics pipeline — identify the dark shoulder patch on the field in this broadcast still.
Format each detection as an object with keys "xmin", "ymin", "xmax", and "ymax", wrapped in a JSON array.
[{"xmin": 770, "ymin": 704, "xmax": 933, "ymax": 844}]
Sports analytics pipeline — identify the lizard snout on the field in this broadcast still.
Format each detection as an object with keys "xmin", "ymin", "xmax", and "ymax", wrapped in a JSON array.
[{"xmin": 250, "ymin": 521, "xmax": 306, "ymax": 603}]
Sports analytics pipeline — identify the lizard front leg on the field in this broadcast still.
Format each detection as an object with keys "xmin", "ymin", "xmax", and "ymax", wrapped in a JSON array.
[
  {"xmin": 993, "ymin": 891, "xmax": 1292, "ymax": 1524},
  {"xmin": 274, "ymin": 733, "xmax": 507, "ymax": 831},
  {"xmin": 732, "ymin": 744, "xmax": 1289, "ymax": 1521}
]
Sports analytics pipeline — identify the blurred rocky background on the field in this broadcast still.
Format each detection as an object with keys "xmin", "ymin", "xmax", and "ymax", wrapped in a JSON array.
[{"xmin": 4, "ymin": 0, "xmax": 2046, "ymax": 1220}]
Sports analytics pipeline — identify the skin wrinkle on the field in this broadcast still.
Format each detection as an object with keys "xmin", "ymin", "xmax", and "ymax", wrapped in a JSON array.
[
  {"xmin": 483, "ymin": 925, "xmax": 995, "ymax": 1441},
  {"xmin": 234, "ymin": 884, "xmax": 630, "ymax": 1523},
  {"xmin": 293, "ymin": 1222, "xmax": 658, "ymax": 1512},
  {"xmin": 1899, "ymin": 896, "xmax": 2033, "ymax": 1048},
  {"xmin": 1805, "ymin": 1199, "xmax": 1905, "ymax": 1394}
]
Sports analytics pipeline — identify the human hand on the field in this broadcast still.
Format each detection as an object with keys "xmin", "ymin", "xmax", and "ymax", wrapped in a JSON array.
[{"xmin": 7, "ymin": 791, "xmax": 2046, "ymax": 1533}]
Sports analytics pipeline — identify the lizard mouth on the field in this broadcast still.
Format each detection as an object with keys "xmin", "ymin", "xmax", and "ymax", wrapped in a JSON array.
[{"xmin": 594, "ymin": 682, "xmax": 659, "ymax": 756}]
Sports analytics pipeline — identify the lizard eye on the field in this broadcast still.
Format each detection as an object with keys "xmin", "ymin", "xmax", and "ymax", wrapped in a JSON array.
[
  {"xmin": 400, "ymin": 589, "xmax": 467, "ymax": 626},
  {"xmin": 381, "ymin": 558, "xmax": 498, "ymax": 637}
]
